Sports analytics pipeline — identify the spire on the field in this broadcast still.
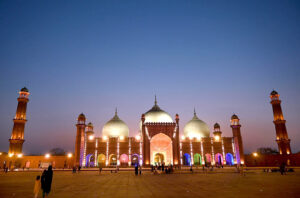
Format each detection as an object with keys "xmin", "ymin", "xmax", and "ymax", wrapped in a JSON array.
[
  {"xmin": 193, "ymin": 108, "xmax": 198, "ymax": 120},
  {"xmin": 112, "ymin": 108, "xmax": 120, "ymax": 120},
  {"xmin": 154, "ymin": 95, "xmax": 157, "ymax": 106}
]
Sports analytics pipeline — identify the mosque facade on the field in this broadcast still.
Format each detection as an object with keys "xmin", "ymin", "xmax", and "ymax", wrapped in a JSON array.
[
  {"xmin": 2, "ymin": 87, "xmax": 298, "ymax": 169},
  {"xmin": 75, "ymin": 97, "xmax": 244, "ymax": 168}
]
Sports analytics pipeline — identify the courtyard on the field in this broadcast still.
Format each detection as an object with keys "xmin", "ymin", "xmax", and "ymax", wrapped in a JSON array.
[{"xmin": 0, "ymin": 168, "xmax": 300, "ymax": 198}]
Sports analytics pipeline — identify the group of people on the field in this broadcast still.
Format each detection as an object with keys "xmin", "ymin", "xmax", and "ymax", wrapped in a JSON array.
[
  {"xmin": 151, "ymin": 163, "xmax": 174, "ymax": 174},
  {"xmin": 33, "ymin": 165, "xmax": 53, "ymax": 198},
  {"xmin": 72, "ymin": 165, "xmax": 81, "ymax": 173},
  {"xmin": 134, "ymin": 164, "xmax": 142, "ymax": 175}
]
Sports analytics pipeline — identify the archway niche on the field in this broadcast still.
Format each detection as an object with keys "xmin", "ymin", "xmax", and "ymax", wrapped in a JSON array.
[
  {"xmin": 97, "ymin": 154, "xmax": 106, "ymax": 167},
  {"xmin": 150, "ymin": 133, "xmax": 173, "ymax": 165},
  {"xmin": 215, "ymin": 153, "xmax": 223, "ymax": 165},
  {"xmin": 226, "ymin": 153, "xmax": 234, "ymax": 166},
  {"xmin": 120, "ymin": 154, "xmax": 129, "ymax": 166}
]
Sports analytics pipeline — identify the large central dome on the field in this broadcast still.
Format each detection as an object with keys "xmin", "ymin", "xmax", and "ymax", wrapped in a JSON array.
[
  {"xmin": 144, "ymin": 97, "xmax": 173, "ymax": 123},
  {"xmin": 183, "ymin": 110, "xmax": 210, "ymax": 138},
  {"xmin": 102, "ymin": 110, "xmax": 129, "ymax": 137}
]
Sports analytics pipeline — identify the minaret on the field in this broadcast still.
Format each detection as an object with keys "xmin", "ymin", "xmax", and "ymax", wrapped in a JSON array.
[
  {"xmin": 8, "ymin": 87, "xmax": 30, "ymax": 156},
  {"xmin": 270, "ymin": 90, "xmax": 291, "ymax": 155},
  {"xmin": 230, "ymin": 114, "xmax": 244, "ymax": 164},
  {"xmin": 213, "ymin": 123, "xmax": 222, "ymax": 141},
  {"xmin": 86, "ymin": 122, "xmax": 94, "ymax": 140},
  {"xmin": 75, "ymin": 113, "xmax": 86, "ymax": 167}
]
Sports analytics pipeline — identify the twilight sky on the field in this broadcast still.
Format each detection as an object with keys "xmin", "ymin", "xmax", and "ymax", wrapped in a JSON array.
[{"xmin": 0, "ymin": 0, "xmax": 299, "ymax": 155}]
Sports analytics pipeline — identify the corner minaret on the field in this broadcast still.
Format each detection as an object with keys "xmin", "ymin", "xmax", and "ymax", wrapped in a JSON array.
[
  {"xmin": 75, "ymin": 113, "xmax": 86, "ymax": 166},
  {"xmin": 213, "ymin": 123, "xmax": 222, "ymax": 141},
  {"xmin": 230, "ymin": 114, "xmax": 244, "ymax": 165},
  {"xmin": 8, "ymin": 87, "xmax": 30, "ymax": 156},
  {"xmin": 270, "ymin": 90, "xmax": 291, "ymax": 155}
]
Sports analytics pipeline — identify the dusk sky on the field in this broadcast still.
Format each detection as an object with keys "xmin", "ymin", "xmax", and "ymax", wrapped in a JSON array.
[{"xmin": 0, "ymin": 0, "xmax": 299, "ymax": 155}]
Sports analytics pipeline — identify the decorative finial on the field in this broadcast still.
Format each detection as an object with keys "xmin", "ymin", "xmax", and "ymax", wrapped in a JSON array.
[
  {"xmin": 194, "ymin": 107, "xmax": 196, "ymax": 116},
  {"xmin": 115, "ymin": 107, "xmax": 117, "ymax": 116},
  {"xmin": 155, "ymin": 95, "xmax": 157, "ymax": 106}
]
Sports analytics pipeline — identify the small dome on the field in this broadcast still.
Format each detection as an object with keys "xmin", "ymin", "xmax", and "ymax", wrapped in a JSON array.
[
  {"xmin": 214, "ymin": 123, "xmax": 220, "ymax": 129},
  {"xmin": 270, "ymin": 90, "xmax": 278, "ymax": 96},
  {"xmin": 183, "ymin": 111, "xmax": 210, "ymax": 138},
  {"xmin": 102, "ymin": 110, "xmax": 129, "ymax": 137},
  {"xmin": 87, "ymin": 122, "xmax": 93, "ymax": 127},
  {"xmin": 143, "ymin": 96, "xmax": 173, "ymax": 123},
  {"xmin": 20, "ymin": 87, "xmax": 29, "ymax": 92},
  {"xmin": 231, "ymin": 114, "xmax": 239, "ymax": 120},
  {"xmin": 78, "ymin": 113, "xmax": 86, "ymax": 121}
]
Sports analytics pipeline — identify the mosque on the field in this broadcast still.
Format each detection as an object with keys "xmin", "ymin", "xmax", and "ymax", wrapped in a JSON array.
[
  {"xmin": 75, "ymin": 97, "xmax": 244, "ymax": 168},
  {"xmin": 3, "ymin": 87, "xmax": 298, "ymax": 169}
]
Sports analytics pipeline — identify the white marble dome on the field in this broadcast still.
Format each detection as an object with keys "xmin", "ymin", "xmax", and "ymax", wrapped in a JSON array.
[
  {"xmin": 140, "ymin": 97, "xmax": 173, "ymax": 130},
  {"xmin": 183, "ymin": 111, "xmax": 210, "ymax": 138},
  {"xmin": 102, "ymin": 110, "xmax": 129, "ymax": 137},
  {"xmin": 144, "ymin": 97, "xmax": 173, "ymax": 123}
]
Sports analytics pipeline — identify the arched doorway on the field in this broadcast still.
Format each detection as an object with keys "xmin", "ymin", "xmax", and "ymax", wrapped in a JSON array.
[
  {"xmin": 120, "ymin": 154, "xmax": 129, "ymax": 166},
  {"xmin": 154, "ymin": 153, "xmax": 164, "ymax": 165},
  {"xmin": 183, "ymin": 153, "xmax": 191, "ymax": 165},
  {"xmin": 226, "ymin": 153, "xmax": 234, "ymax": 166},
  {"xmin": 86, "ymin": 154, "xmax": 94, "ymax": 167},
  {"xmin": 204, "ymin": 154, "xmax": 212, "ymax": 165},
  {"xmin": 150, "ymin": 133, "xmax": 173, "ymax": 165},
  {"xmin": 132, "ymin": 154, "xmax": 139, "ymax": 166},
  {"xmin": 109, "ymin": 154, "xmax": 117, "ymax": 166},
  {"xmin": 215, "ymin": 153, "xmax": 223, "ymax": 165},
  {"xmin": 194, "ymin": 153, "xmax": 201, "ymax": 165},
  {"xmin": 97, "ymin": 154, "xmax": 106, "ymax": 167}
]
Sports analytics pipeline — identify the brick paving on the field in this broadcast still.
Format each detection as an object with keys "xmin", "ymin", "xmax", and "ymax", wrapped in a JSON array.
[{"xmin": 0, "ymin": 169, "xmax": 300, "ymax": 198}]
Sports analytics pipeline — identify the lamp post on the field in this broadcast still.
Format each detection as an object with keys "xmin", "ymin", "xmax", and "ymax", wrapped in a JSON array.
[
  {"xmin": 67, "ymin": 153, "xmax": 73, "ymax": 169},
  {"xmin": 252, "ymin": 152, "xmax": 258, "ymax": 166}
]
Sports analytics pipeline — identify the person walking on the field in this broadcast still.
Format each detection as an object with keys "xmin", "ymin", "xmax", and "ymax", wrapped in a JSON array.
[
  {"xmin": 139, "ymin": 165, "xmax": 142, "ymax": 175},
  {"xmin": 41, "ymin": 165, "xmax": 53, "ymax": 198},
  {"xmin": 33, "ymin": 175, "xmax": 41, "ymax": 198}
]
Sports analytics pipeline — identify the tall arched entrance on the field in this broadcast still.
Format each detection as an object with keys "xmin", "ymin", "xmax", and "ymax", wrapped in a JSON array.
[{"xmin": 150, "ymin": 133, "xmax": 173, "ymax": 165}]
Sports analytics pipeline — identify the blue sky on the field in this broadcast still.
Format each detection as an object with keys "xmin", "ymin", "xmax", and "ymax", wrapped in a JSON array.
[{"xmin": 0, "ymin": 0, "xmax": 299, "ymax": 154}]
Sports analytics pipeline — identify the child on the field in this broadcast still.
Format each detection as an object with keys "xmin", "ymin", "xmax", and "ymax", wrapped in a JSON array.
[{"xmin": 33, "ymin": 175, "xmax": 41, "ymax": 198}]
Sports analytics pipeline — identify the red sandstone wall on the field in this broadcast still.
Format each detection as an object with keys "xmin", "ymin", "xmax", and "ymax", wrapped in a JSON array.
[
  {"xmin": 0, "ymin": 155, "xmax": 74, "ymax": 169},
  {"xmin": 245, "ymin": 153, "xmax": 300, "ymax": 167}
]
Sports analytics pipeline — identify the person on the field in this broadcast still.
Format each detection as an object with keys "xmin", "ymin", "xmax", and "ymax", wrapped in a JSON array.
[
  {"xmin": 162, "ymin": 163, "xmax": 165, "ymax": 171},
  {"xmin": 135, "ymin": 164, "xmax": 138, "ymax": 175},
  {"xmin": 190, "ymin": 165, "xmax": 193, "ymax": 173},
  {"xmin": 33, "ymin": 175, "xmax": 41, "ymax": 198},
  {"xmin": 99, "ymin": 167, "xmax": 102, "ymax": 174},
  {"xmin": 72, "ymin": 166, "xmax": 76, "ymax": 173},
  {"xmin": 41, "ymin": 165, "xmax": 53, "ymax": 198},
  {"xmin": 280, "ymin": 162, "xmax": 286, "ymax": 175},
  {"xmin": 139, "ymin": 165, "xmax": 142, "ymax": 175}
]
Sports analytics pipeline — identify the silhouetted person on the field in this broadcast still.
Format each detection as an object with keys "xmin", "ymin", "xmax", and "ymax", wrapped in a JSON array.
[
  {"xmin": 280, "ymin": 162, "xmax": 286, "ymax": 175},
  {"xmin": 139, "ymin": 165, "xmax": 142, "ymax": 175},
  {"xmin": 41, "ymin": 165, "xmax": 53, "ymax": 198},
  {"xmin": 72, "ymin": 166, "xmax": 76, "ymax": 173},
  {"xmin": 135, "ymin": 164, "xmax": 138, "ymax": 175},
  {"xmin": 162, "ymin": 163, "xmax": 165, "ymax": 171}
]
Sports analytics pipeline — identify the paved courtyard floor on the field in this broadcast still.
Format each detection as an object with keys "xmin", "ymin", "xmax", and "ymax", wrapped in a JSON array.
[{"xmin": 0, "ymin": 168, "xmax": 300, "ymax": 198}]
